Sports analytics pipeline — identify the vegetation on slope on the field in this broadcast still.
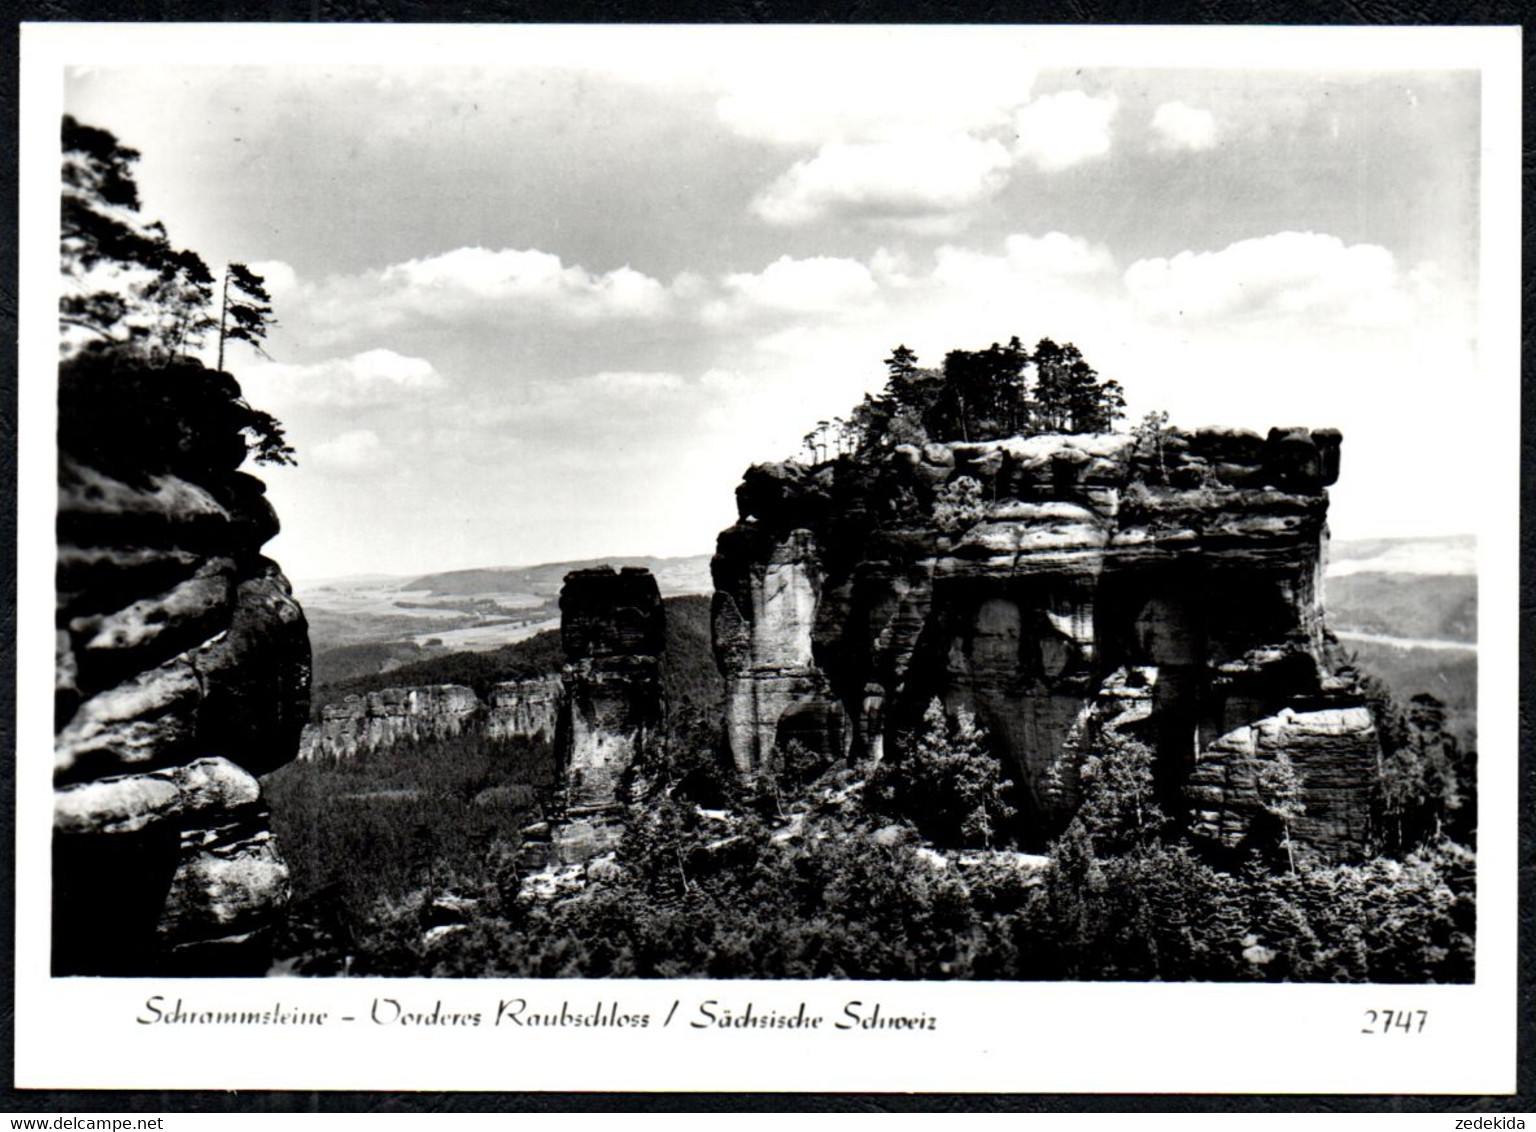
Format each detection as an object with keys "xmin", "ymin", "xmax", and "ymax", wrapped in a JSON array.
[
  {"xmin": 270, "ymin": 691, "xmax": 1474, "ymax": 983},
  {"xmin": 310, "ymin": 640, "xmax": 434, "ymax": 688},
  {"xmin": 265, "ymin": 730, "xmax": 555, "ymax": 973}
]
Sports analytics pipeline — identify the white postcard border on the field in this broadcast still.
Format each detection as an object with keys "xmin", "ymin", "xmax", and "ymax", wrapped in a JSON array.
[{"xmin": 14, "ymin": 23, "xmax": 1523, "ymax": 1095}]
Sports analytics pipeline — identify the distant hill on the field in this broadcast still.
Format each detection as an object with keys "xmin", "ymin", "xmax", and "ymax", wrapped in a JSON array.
[
  {"xmin": 402, "ymin": 554, "xmax": 713, "ymax": 598},
  {"xmin": 1325, "ymin": 573, "xmax": 1476, "ymax": 644},
  {"xmin": 312, "ymin": 629, "xmax": 566, "ymax": 715},
  {"xmin": 1328, "ymin": 534, "xmax": 1474, "ymax": 577},
  {"xmin": 298, "ymin": 554, "xmax": 713, "ymax": 673},
  {"xmin": 311, "ymin": 594, "xmax": 721, "ymax": 723},
  {"xmin": 1322, "ymin": 534, "xmax": 1477, "ymax": 747}
]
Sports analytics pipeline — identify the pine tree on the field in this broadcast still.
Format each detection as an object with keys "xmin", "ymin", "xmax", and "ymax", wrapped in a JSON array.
[
  {"xmin": 1256, "ymin": 751, "xmax": 1307, "ymax": 872},
  {"xmin": 1074, "ymin": 732, "xmax": 1165, "ymax": 855},
  {"xmin": 218, "ymin": 263, "xmax": 278, "ymax": 371},
  {"xmin": 58, "ymin": 116, "xmax": 297, "ymax": 465},
  {"xmin": 59, "ymin": 115, "xmax": 175, "ymax": 349},
  {"xmin": 60, "ymin": 115, "xmax": 225, "ymax": 366},
  {"xmin": 1131, "ymin": 410, "xmax": 1172, "ymax": 483},
  {"xmin": 140, "ymin": 246, "xmax": 219, "ymax": 361}
]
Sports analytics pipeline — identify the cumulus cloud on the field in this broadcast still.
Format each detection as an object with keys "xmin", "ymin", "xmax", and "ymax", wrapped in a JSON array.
[
  {"xmin": 311, "ymin": 428, "xmax": 385, "ymax": 471},
  {"xmin": 930, "ymin": 233, "xmax": 1118, "ymax": 329},
  {"xmin": 716, "ymin": 43, "xmax": 1036, "ymax": 147},
  {"xmin": 292, "ymin": 247, "xmax": 676, "ymax": 340},
  {"xmin": 705, "ymin": 255, "xmax": 880, "ymax": 323},
  {"xmin": 723, "ymin": 41, "xmax": 1041, "ymax": 235},
  {"xmin": 1150, "ymin": 101, "xmax": 1217, "ymax": 152},
  {"xmin": 242, "ymin": 348, "xmax": 445, "ymax": 407},
  {"xmin": 1013, "ymin": 91, "xmax": 1118, "ymax": 171},
  {"xmin": 377, "ymin": 247, "xmax": 671, "ymax": 320},
  {"xmin": 1123, "ymin": 231, "xmax": 1421, "ymax": 325},
  {"xmin": 750, "ymin": 133, "xmax": 1013, "ymax": 228},
  {"xmin": 271, "ymin": 246, "xmax": 898, "ymax": 353},
  {"xmin": 935, "ymin": 232, "xmax": 1116, "ymax": 286}
]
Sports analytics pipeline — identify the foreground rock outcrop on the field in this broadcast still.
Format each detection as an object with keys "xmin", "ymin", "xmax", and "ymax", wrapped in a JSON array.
[
  {"xmin": 523, "ymin": 567, "xmax": 665, "ymax": 867},
  {"xmin": 712, "ymin": 426, "xmax": 1381, "ymax": 862},
  {"xmin": 298, "ymin": 675, "xmax": 560, "ymax": 761},
  {"xmin": 53, "ymin": 356, "xmax": 311, "ymax": 974}
]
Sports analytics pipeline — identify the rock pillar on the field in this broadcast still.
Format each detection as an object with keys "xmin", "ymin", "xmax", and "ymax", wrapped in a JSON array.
[{"xmin": 545, "ymin": 566, "xmax": 664, "ymax": 864}]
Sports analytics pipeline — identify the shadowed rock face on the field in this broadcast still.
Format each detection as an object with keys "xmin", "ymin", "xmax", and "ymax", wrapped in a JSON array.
[
  {"xmin": 544, "ymin": 567, "xmax": 665, "ymax": 864},
  {"xmin": 53, "ymin": 356, "xmax": 311, "ymax": 975},
  {"xmin": 297, "ymin": 676, "xmax": 560, "ymax": 761},
  {"xmin": 712, "ymin": 426, "xmax": 1380, "ymax": 862}
]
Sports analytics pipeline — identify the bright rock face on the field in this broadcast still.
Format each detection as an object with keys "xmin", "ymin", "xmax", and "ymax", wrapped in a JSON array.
[
  {"xmin": 485, "ymin": 676, "xmax": 565, "ymax": 741},
  {"xmin": 545, "ymin": 567, "xmax": 665, "ymax": 864},
  {"xmin": 711, "ymin": 426, "xmax": 1380, "ymax": 861},
  {"xmin": 53, "ymin": 357, "xmax": 312, "ymax": 974},
  {"xmin": 300, "ymin": 685, "xmax": 478, "ymax": 760},
  {"xmin": 713, "ymin": 529, "xmax": 839, "ymax": 777},
  {"xmin": 297, "ymin": 676, "xmax": 561, "ymax": 761}
]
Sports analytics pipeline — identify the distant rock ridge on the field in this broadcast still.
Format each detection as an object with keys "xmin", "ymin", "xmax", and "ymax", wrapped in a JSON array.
[
  {"xmin": 711, "ymin": 425, "xmax": 1382, "ymax": 863},
  {"xmin": 297, "ymin": 675, "xmax": 561, "ymax": 761},
  {"xmin": 53, "ymin": 356, "xmax": 311, "ymax": 975}
]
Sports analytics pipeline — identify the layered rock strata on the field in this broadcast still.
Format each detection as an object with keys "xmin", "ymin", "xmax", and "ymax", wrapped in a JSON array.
[
  {"xmin": 712, "ymin": 426, "xmax": 1380, "ymax": 862},
  {"xmin": 527, "ymin": 567, "xmax": 665, "ymax": 866},
  {"xmin": 297, "ymin": 675, "xmax": 560, "ymax": 761},
  {"xmin": 54, "ymin": 357, "xmax": 311, "ymax": 974}
]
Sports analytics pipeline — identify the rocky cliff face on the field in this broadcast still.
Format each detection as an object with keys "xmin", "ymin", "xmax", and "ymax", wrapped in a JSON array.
[
  {"xmin": 54, "ymin": 356, "xmax": 311, "ymax": 974},
  {"xmin": 532, "ymin": 567, "xmax": 665, "ymax": 866},
  {"xmin": 297, "ymin": 675, "xmax": 560, "ymax": 761},
  {"xmin": 485, "ymin": 676, "xmax": 564, "ymax": 741},
  {"xmin": 712, "ymin": 426, "xmax": 1380, "ymax": 862}
]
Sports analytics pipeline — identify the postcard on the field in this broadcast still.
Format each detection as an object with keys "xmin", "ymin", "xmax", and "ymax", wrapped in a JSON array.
[{"xmin": 16, "ymin": 23, "xmax": 1521, "ymax": 1093}]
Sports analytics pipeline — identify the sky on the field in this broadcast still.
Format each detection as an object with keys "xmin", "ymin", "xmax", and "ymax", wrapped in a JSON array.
[{"xmin": 60, "ymin": 30, "xmax": 1485, "ymax": 582}]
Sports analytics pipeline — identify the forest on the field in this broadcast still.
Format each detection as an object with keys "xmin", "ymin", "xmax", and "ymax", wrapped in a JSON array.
[
  {"xmin": 271, "ymin": 675, "xmax": 1474, "ymax": 982},
  {"xmin": 802, "ymin": 340, "xmax": 1126, "ymax": 463}
]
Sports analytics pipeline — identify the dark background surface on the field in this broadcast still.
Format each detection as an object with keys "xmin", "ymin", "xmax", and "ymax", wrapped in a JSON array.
[{"xmin": 2, "ymin": 0, "xmax": 1530, "ymax": 1114}]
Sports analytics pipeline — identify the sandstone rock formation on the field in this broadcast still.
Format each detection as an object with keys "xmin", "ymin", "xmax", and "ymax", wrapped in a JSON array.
[
  {"xmin": 529, "ymin": 567, "xmax": 665, "ymax": 866},
  {"xmin": 712, "ymin": 426, "xmax": 1381, "ymax": 862},
  {"xmin": 53, "ymin": 356, "xmax": 311, "ymax": 974},
  {"xmin": 297, "ymin": 675, "xmax": 560, "ymax": 761},
  {"xmin": 485, "ymin": 676, "xmax": 565, "ymax": 742}
]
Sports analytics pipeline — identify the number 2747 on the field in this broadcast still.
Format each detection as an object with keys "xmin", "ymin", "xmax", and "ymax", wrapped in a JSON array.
[{"xmin": 1361, "ymin": 1009, "xmax": 1428, "ymax": 1034}]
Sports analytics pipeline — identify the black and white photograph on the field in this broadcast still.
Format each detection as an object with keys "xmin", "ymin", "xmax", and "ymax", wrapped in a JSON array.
[{"xmin": 18, "ymin": 23, "xmax": 1521, "ymax": 1093}]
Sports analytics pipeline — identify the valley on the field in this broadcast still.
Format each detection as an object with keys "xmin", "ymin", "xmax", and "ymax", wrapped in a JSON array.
[{"xmin": 296, "ymin": 554, "xmax": 714, "ymax": 688}]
